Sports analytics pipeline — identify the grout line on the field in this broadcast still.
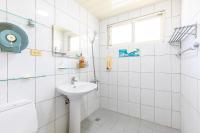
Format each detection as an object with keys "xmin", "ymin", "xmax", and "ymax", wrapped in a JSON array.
[
  {"xmin": 139, "ymin": 54, "xmax": 142, "ymax": 119},
  {"xmin": 154, "ymin": 44, "xmax": 156, "ymax": 123},
  {"xmin": 34, "ymin": 0, "xmax": 37, "ymax": 107}
]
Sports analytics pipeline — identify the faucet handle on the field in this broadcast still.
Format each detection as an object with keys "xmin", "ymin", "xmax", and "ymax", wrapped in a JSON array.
[{"xmin": 71, "ymin": 76, "xmax": 78, "ymax": 81}]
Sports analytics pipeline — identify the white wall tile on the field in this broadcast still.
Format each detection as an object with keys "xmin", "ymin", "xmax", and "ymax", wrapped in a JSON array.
[
  {"xmin": 118, "ymin": 72, "xmax": 128, "ymax": 86},
  {"xmin": 100, "ymin": 72, "xmax": 108, "ymax": 84},
  {"xmin": 171, "ymin": 55, "xmax": 180, "ymax": 73},
  {"xmin": 129, "ymin": 87, "xmax": 140, "ymax": 103},
  {"xmin": 141, "ymin": 73, "xmax": 154, "ymax": 89},
  {"xmin": 38, "ymin": 122, "xmax": 55, "ymax": 133},
  {"xmin": 55, "ymin": 0, "xmax": 68, "ymax": 13},
  {"xmin": 141, "ymin": 56, "xmax": 154, "ymax": 72},
  {"xmin": 36, "ymin": 52, "xmax": 55, "ymax": 76},
  {"xmin": 8, "ymin": 79, "xmax": 35, "ymax": 102},
  {"xmin": 108, "ymin": 72, "xmax": 118, "ymax": 85},
  {"xmin": 139, "ymin": 43, "xmax": 155, "ymax": 56},
  {"xmin": 36, "ymin": 76, "xmax": 55, "ymax": 102},
  {"xmin": 172, "ymin": 74, "xmax": 181, "ymax": 93},
  {"xmin": 0, "ymin": 9, "xmax": 6, "ymax": 22},
  {"xmin": 8, "ymin": 50, "xmax": 35, "ymax": 78},
  {"xmin": 109, "ymin": 85, "xmax": 117, "ymax": 99},
  {"xmin": 172, "ymin": 0, "xmax": 181, "ymax": 17},
  {"xmin": 100, "ymin": 97, "xmax": 109, "ymax": 109},
  {"xmin": 118, "ymin": 58, "xmax": 129, "ymax": 71},
  {"xmin": 155, "ymin": 73, "xmax": 171, "ymax": 91},
  {"xmin": 172, "ymin": 111, "xmax": 181, "ymax": 129},
  {"xmin": 36, "ymin": 25, "xmax": 52, "ymax": 51},
  {"xmin": 0, "ymin": 81, "xmax": 7, "ymax": 105},
  {"xmin": 87, "ymin": 91, "xmax": 99, "ymax": 115},
  {"xmin": 118, "ymin": 100, "xmax": 129, "ymax": 115},
  {"xmin": 108, "ymin": 98, "xmax": 117, "ymax": 112},
  {"xmin": 100, "ymin": 84, "xmax": 109, "ymax": 97},
  {"xmin": 155, "ymin": 43, "xmax": 171, "ymax": 55},
  {"xmin": 55, "ymin": 9, "xmax": 70, "ymax": 29},
  {"xmin": 80, "ymin": 7, "xmax": 87, "ymax": 25},
  {"xmin": 129, "ymin": 102, "xmax": 140, "ymax": 118},
  {"xmin": 155, "ymin": 55, "xmax": 171, "ymax": 73},
  {"xmin": 79, "ymin": 73, "xmax": 88, "ymax": 81},
  {"xmin": 37, "ymin": 99, "xmax": 55, "ymax": 127},
  {"xmin": 56, "ymin": 96, "xmax": 68, "ymax": 118},
  {"xmin": 141, "ymin": 89, "xmax": 154, "ymax": 106},
  {"xmin": 155, "ymin": 108, "xmax": 171, "ymax": 127},
  {"xmin": 0, "ymin": 0, "xmax": 6, "ymax": 10},
  {"xmin": 118, "ymin": 86, "xmax": 129, "ymax": 101},
  {"xmin": 7, "ymin": 0, "xmax": 35, "ymax": 19},
  {"xmin": 55, "ymin": 74, "xmax": 68, "ymax": 86},
  {"xmin": 55, "ymin": 115, "xmax": 68, "ymax": 133},
  {"xmin": 43, "ymin": 0, "xmax": 54, "ymax": 6},
  {"xmin": 68, "ymin": 0, "xmax": 80, "ymax": 19},
  {"xmin": 172, "ymin": 93, "xmax": 180, "ymax": 111},
  {"xmin": 129, "ymin": 57, "xmax": 140, "ymax": 72},
  {"xmin": 129, "ymin": 72, "xmax": 140, "ymax": 87},
  {"xmin": 141, "ymin": 105, "xmax": 154, "ymax": 122},
  {"xmin": 36, "ymin": 0, "xmax": 54, "ymax": 26},
  {"xmin": 182, "ymin": 75, "xmax": 198, "ymax": 109},
  {"xmin": 155, "ymin": 91, "xmax": 171, "ymax": 109},
  {"xmin": 0, "ymin": 52, "xmax": 7, "ymax": 80}
]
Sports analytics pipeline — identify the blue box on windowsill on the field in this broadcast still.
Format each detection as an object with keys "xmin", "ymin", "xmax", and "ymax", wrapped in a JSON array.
[{"xmin": 119, "ymin": 49, "xmax": 140, "ymax": 57}]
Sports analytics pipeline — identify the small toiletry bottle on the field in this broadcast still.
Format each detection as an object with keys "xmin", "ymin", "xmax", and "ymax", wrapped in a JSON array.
[{"xmin": 79, "ymin": 53, "xmax": 86, "ymax": 68}]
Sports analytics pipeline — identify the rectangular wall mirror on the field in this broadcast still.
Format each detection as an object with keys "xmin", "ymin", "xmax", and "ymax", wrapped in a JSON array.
[{"xmin": 52, "ymin": 25, "xmax": 80, "ymax": 58}]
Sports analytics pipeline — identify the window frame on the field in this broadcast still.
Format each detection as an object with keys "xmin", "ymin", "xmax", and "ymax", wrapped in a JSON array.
[
  {"xmin": 107, "ymin": 12, "xmax": 164, "ymax": 46},
  {"xmin": 108, "ymin": 21, "xmax": 134, "ymax": 46}
]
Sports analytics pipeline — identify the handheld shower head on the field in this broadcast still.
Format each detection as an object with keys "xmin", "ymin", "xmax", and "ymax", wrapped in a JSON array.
[{"xmin": 91, "ymin": 31, "xmax": 97, "ymax": 44}]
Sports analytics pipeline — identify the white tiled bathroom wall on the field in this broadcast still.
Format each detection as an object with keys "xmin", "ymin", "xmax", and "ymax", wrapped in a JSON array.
[
  {"xmin": 181, "ymin": 0, "xmax": 200, "ymax": 133},
  {"xmin": 0, "ymin": 0, "xmax": 100, "ymax": 132},
  {"xmin": 99, "ymin": 0, "xmax": 181, "ymax": 129}
]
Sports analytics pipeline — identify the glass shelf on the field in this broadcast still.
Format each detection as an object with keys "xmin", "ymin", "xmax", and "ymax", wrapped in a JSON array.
[
  {"xmin": 0, "ymin": 8, "xmax": 50, "ymax": 28},
  {"xmin": 0, "ymin": 75, "xmax": 47, "ymax": 82}
]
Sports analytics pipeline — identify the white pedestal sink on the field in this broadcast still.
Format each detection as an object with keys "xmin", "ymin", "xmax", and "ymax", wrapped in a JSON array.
[{"xmin": 56, "ymin": 82, "xmax": 97, "ymax": 133}]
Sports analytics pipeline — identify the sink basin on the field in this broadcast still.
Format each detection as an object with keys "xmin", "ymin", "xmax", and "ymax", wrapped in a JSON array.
[
  {"xmin": 56, "ymin": 81, "xmax": 97, "ymax": 133},
  {"xmin": 56, "ymin": 82, "xmax": 97, "ymax": 99}
]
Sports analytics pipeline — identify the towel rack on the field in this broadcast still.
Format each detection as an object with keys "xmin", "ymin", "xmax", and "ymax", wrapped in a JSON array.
[{"xmin": 169, "ymin": 24, "xmax": 197, "ymax": 45}]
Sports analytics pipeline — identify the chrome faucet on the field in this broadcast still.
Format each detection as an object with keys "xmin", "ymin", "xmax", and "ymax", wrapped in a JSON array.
[{"xmin": 71, "ymin": 76, "xmax": 78, "ymax": 85}]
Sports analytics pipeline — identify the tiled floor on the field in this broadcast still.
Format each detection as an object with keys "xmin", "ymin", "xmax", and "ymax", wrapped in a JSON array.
[{"xmin": 81, "ymin": 109, "xmax": 181, "ymax": 133}]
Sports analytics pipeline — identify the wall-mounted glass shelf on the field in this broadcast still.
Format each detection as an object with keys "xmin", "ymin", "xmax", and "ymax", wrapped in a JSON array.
[
  {"xmin": 0, "ymin": 8, "xmax": 50, "ymax": 28},
  {"xmin": 0, "ymin": 75, "xmax": 48, "ymax": 82},
  {"xmin": 58, "ymin": 67, "xmax": 78, "ymax": 70}
]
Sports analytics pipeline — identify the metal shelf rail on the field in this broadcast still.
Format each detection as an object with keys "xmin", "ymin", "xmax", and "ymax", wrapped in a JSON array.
[{"xmin": 169, "ymin": 24, "xmax": 197, "ymax": 45}]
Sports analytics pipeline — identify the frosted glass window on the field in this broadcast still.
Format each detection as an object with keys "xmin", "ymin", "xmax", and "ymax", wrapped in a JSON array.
[
  {"xmin": 135, "ymin": 16, "xmax": 161, "ymax": 43},
  {"xmin": 111, "ymin": 23, "xmax": 132, "ymax": 45},
  {"xmin": 70, "ymin": 36, "xmax": 79, "ymax": 52}
]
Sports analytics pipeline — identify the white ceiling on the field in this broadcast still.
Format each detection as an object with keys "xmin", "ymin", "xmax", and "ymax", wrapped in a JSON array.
[{"xmin": 75, "ymin": 0, "xmax": 164, "ymax": 20}]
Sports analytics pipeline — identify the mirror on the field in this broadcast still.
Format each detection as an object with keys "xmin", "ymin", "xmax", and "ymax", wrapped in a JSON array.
[{"xmin": 52, "ymin": 25, "xmax": 80, "ymax": 58}]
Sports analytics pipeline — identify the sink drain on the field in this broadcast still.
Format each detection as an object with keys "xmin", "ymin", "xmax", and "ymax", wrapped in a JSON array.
[{"xmin": 95, "ymin": 118, "xmax": 101, "ymax": 122}]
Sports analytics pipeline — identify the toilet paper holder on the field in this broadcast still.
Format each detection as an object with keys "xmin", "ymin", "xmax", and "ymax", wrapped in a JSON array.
[{"xmin": 0, "ymin": 22, "xmax": 29, "ymax": 53}]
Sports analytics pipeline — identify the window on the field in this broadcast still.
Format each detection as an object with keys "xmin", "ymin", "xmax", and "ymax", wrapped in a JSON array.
[
  {"xmin": 135, "ymin": 16, "xmax": 161, "ymax": 43},
  {"xmin": 108, "ymin": 14, "xmax": 163, "ymax": 45},
  {"xmin": 110, "ymin": 23, "xmax": 132, "ymax": 45}
]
